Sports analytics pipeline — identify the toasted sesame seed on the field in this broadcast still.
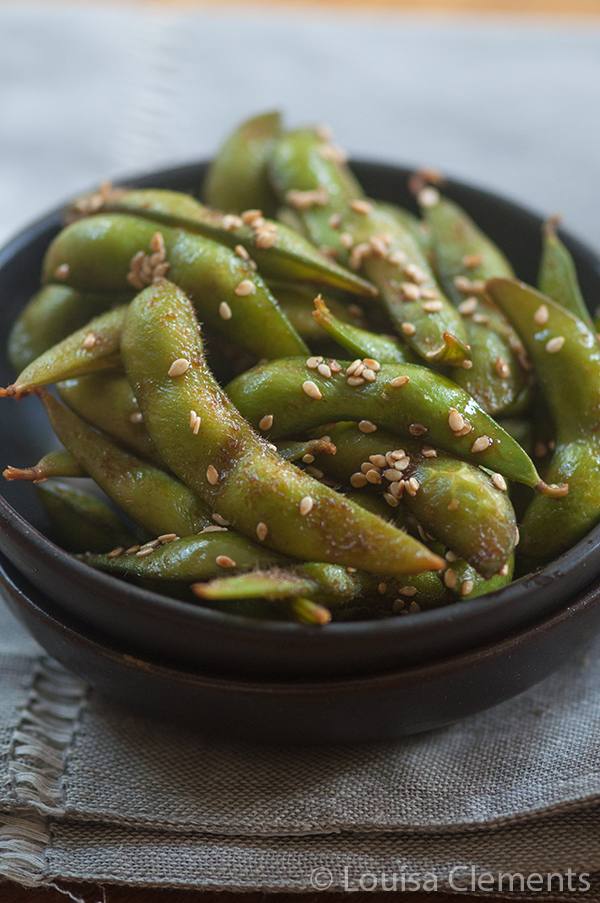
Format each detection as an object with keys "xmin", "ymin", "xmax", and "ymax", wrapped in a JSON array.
[
  {"xmin": 54, "ymin": 263, "xmax": 70, "ymax": 280},
  {"xmin": 369, "ymin": 454, "xmax": 387, "ymax": 468},
  {"xmin": 418, "ymin": 186, "xmax": 440, "ymax": 207},
  {"xmin": 302, "ymin": 380, "xmax": 322, "ymax": 400},
  {"xmin": 349, "ymin": 243, "xmax": 371, "ymax": 269},
  {"xmin": 285, "ymin": 187, "xmax": 329, "ymax": 210},
  {"xmin": 454, "ymin": 422, "xmax": 473, "ymax": 437},
  {"xmin": 399, "ymin": 282, "xmax": 420, "ymax": 302},
  {"xmin": 393, "ymin": 599, "xmax": 406, "ymax": 613},
  {"xmin": 241, "ymin": 209, "xmax": 263, "ymax": 224},
  {"xmin": 304, "ymin": 465, "xmax": 324, "ymax": 479},
  {"xmin": 108, "ymin": 547, "xmax": 124, "ymax": 558},
  {"xmin": 389, "ymin": 479, "xmax": 405, "ymax": 498},
  {"xmin": 546, "ymin": 336, "xmax": 565, "ymax": 353},
  {"xmin": 206, "ymin": 464, "xmax": 219, "ymax": 485},
  {"xmin": 217, "ymin": 300, "xmax": 232, "ymax": 320},
  {"xmin": 422, "ymin": 446, "xmax": 437, "ymax": 458},
  {"xmin": 361, "ymin": 461, "xmax": 376, "ymax": 473},
  {"xmin": 346, "ymin": 359, "xmax": 362, "ymax": 376},
  {"xmin": 462, "ymin": 253, "xmax": 483, "ymax": 269},
  {"xmin": 234, "ymin": 244, "xmax": 250, "ymax": 260},
  {"xmin": 473, "ymin": 313, "xmax": 491, "ymax": 326},
  {"xmin": 384, "ymin": 469, "xmax": 404, "ymax": 482},
  {"xmin": 406, "ymin": 477, "xmax": 420, "ymax": 496},
  {"xmin": 129, "ymin": 411, "xmax": 143, "ymax": 424},
  {"xmin": 306, "ymin": 356, "xmax": 323, "ymax": 369},
  {"xmin": 140, "ymin": 539, "xmax": 161, "ymax": 550},
  {"xmin": 383, "ymin": 492, "xmax": 399, "ymax": 507},
  {"xmin": 317, "ymin": 362, "xmax": 332, "ymax": 378},
  {"xmin": 454, "ymin": 275, "xmax": 473, "ymax": 294},
  {"xmin": 136, "ymin": 547, "xmax": 155, "ymax": 558},
  {"xmin": 266, "ymin": 443, "xmax": 278, "ymax": 452},
  {"xmin": 358, "ymin": 420, "xmax": 377, "ymax": 433},
  {"xmin": 534, "ymin": 304, "xmax": 549, "ymax": 325},
  {"xmin": 158, "ymin": 533, "xmax": 178, "ymax": 543},
  {"xmin": 401, "ymin": 322, "xmax": 417, "ymax": 336},
  {"xmin": 369, "ymin": 235, "xmax": 389, "ymax": 258},
  {"xmin": 168, "ymin": 358, "xmax": 190, "ymax": 377},
  {"xmin": 423, "ymin": 300, "xmax": 443, "ymax": 313},
  {"xmin": 256, "ymin": 229, "xmax": 277, "ymax": 249},
  {"xmin": 350, "ymin": 199, "xmax": 373, "ymax": 215},
  {"xmin": 222, "ymin": 214, "xmax": 243, "ymax": 231},
  {"xmin": 409, "ymin": 423, "xmax": 428, "ymax": 437},
  {"xmin": 328, "ymin": 213, "xmax": 341, "ymax": 229},
  {"xmin": 514, "ymin": 526, "xmax": 520, "ymax": 546},
  {"xmin": 299, "ymin": 496, "xmax": 314, "ymax": 516},
  {"xmin": 461, "ymin": 360, "xmax": 473, "ymax": 370},
  {"xmin": 330, "ymin": 360, "xmax": 341, "ymax": 373},
  {"xmin": 398, "ymin": 585, "xmax": 418, "ymax": 597},
  {"xmin": 495, "ymin": 356, "xmax": 510, "ymax": 379},
  {"xmin": 235, "ymin": 279, "xmax": 255, "ymax": 296},
  {"xmin": 365, "ymin": 469, "xmax": 382, "ymax": 484},
  {"xmin": 448, "ymin": 408, "xmax": 464, "ymax": 432},
  {"xmin": 492, "ymin": 473, "xmax": 507, "ymax": 492},
  {"xmin": 302, "ymin": 453, "xmax": 315, "ymax": 464},
  {"xmin": 256, "ymin": 522, "xmax": 268, "ymax": 541},
  {"xmin": 125, "ymin": 545, "xmax": 141, "ymax": 555},
  {"xmin": 445, "ymin": 550, "xmax": 457, "ymax": 562},
  {"xmin": 444, "ymin": 568, "xmax": 457, "ymax": 588},
  {"xmin": 216, "ymin": 555, "xmax": 236, "ymax": 568},
  {"xmin": 201, "ymin": 525, "xmax": 228, "ymax": 533},
  {"xmin": 409, "ymin": 601, "xmax": 421, "ymax": 613},
  {"xmin": 350, "ymin": 472, "xmax": 368, "ymax": 488},
  {"xmin": 339, "ymin": 232, "xmax": 354, "ymax": 250},
  {"xmin": 189, "ymin": 410, "xmax": 201, "ymax": 434},
  {"xmin": 258, "ymin": 414, "xmax": 274, "ymax": 431},
  {"xmin": 461, "ymin": 580, "xmax": 474, "ymax": 597},
  {"xmin": 458, "ymin": 297, "xmax": 478, "ymax": 316},
  {"xmin": 362, "ymin": 368, "xmax": 376, "ymax": 383},
  {"xmin": 404, "ymin": 264, "xmax": 428, "ymax": 285},
  {"xmin": 393, "ymin": 457, "xmax": 410, "ymax": 471},
  {"xmin": 378, "ymin": 583, "xmax": 387, "ymax": 594},
  {"xmin": 390, "ymin": 375, "xmax": 410, "ymax": 388},
  {"xmin": 363, "ymin": 358, "xmax": 381, "ymax": 372},
  {"xmin": 212, "ymin": 514, "xmax": 230, "ymax": 526},
  {"xmin": 347, "ymin": 376, "xmax": 365, "ymax": 387},
  {"xmin": 82, "ymin": 331, "xmax": 96, "ymax": 350},
  {"xmin": 499, "ymin": 563, "xmax": 510, "ymax": 577},
  {"xmin": 471, "ymin": 435, "xmax": 492, "ymax": 453},
  {"xmin": 447, "ymin": 498, "xmax": 459, "ymax": 511},
  {"xmin": 388, "ymin": 250, "xmax": 407, "ymax": 267}
]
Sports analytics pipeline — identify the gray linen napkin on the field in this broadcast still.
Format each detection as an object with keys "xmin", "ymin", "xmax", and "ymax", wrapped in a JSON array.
[{"xmin": 2, "ymin": 4, "xmax": 600, "ymax": 896}]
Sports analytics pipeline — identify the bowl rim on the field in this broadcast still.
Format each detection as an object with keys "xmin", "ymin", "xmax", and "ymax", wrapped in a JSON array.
[{"xmin": 1, "ymin": 158, "xmax": 600, "ymax": 649}]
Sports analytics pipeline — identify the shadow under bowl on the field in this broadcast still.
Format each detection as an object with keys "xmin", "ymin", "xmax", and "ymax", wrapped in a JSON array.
[{"xmin": 1, "ymin": 161, "xmax": 600, "ymax": 683}]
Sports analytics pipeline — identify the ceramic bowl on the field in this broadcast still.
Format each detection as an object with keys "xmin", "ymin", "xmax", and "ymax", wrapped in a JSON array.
[{"xmin": 1, "ymin": 162, "xmax": 600, "ymax": 682}]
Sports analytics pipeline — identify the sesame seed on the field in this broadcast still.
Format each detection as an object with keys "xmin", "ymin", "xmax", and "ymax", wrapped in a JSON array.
[
  {"xmin": 514, "ymin": 526, "xmax": 520, "ymax": 546},
  {"xmin": 471, "ymin": 435, "xmax": 492, "ymax": 453},
  {"xmin": 328, "ymin": 213, "xmax": 341, "ymax": 229},
  {"xmin": 304, "ymin": 465, "xmax": 324, "ymax": 479},
  {"xmin": 363, "ymin": 358, "xmax": 381, "ymax": 372},
  {"xmin": 347, "ymin": 376, "xmax": 365, "ymax": 387},
  {"xmin": 330, "ymin": 360, "xmax": 341, "ymax": 373},
  {"xmin": 423, "ymin": 300, "xmax": 443, "ymax": 313},
  {"xmin": 393, "ymin": 599, "xmax": 406, "ymax": 613},
  {"xmin": 378, "ymin": 583, "xmax": 387, "ymax": 594},
  {"xmin": 302, "ymin": 380, "xmax": 322, "ymax": 400},
  {"xmin": 409, "ymin": 423, "xmax": 428, "ymax": 436},
  {"xmin": 461, "ymin": 360, "xmax": 473, "ymax": 370},
  {"xmin": 299, "ymin": 496, "xmax": 314, "ymax": 516},
  {"xmin": 317, "ymin": 363, "xmax": 332, "ymax": 378},
  {"xmin": 168, "ymin": 358, "xmax": 190, "ymax": 378},
  {"xmin": 388, "ymin": 250, "xmax": 407, "ymax": 267},
  {"xmin": 189, "ymin": 410, "xmax": 201, "ymax": 434},
  {"xmin": 534, "ymin": 441, "xmax": 548, "ymax": 458},
  {"xmin": 499, "ymin": 563, "xmax": 510, "ymax": 577},
  {"xmin": 54, "ymin": 263, "xmax": 70, "ymax": 280},
  {"xmin": 389, "ymin": 480, "xmax": 405, "ymax": 498},
  {"xmin": 444, "ymin": 568, "xmax": 457, "ymax": 588},
  {"xmin": 316, "ymin": 123, "xmax": 334, "ymax": 141},
  {"xmin": 158, "ymin": 533, "xmax": 178, "ymax": 543},
  {"xmin": 216, "ymin": 555, "xmax": 236, "ymax": 568},
  {"xmin": 393, "ymin": 457, "xmax": 410, "ymax": 471},
  {"xmin": 125, "ymin": 545, "xmax": 140, "ymax": 555},
  {"xmin": 420, "ymin": 288, "xmax": 439, "ymax": 300},
  {"xmin": 235, "ymin": 279, "xmax": 255, "ymax": 296},
  {"xmin": 361, "ymin": 368, "xmax": 376, "ymax": 382},
  {"xmin": 533, "ymin": 304, "xmax": 549, "ymax": 325},
  {"xmin": 222, "ymin": 214, "xmax": 243, "ymax": 231},
  {"xmin": 462, "ymin": 253, "xmax": 483, "ymax": 269},
  {"xmin": 454, "ymin": 276, "xmax": 473, "ymax": 294},
  {"xmin": 258, "ymin": 414, "xmax": 274, "ymax": 430},
  {"xmin": 82, "ymin": 331, "xmax": 96, "ymax": 350},
  {"xmin": 349, "ymin": 243, "xmax": 371, "ymax": 269},
  {"xmin": 206, "ymin": 465, "xmax": 219, "ymax": 485},
  {"xmin": 256, "ymin": 229, "xmax": 277, "ymax": 249},
  {"xmin": 448, "ymin": 408, "xmax": 464, "ymax": 432},
  {"xmin": 218, "ymin": 300, "xmax": 232, "ymax": 320},
  {"xmin": 346, "ymin": 567, "xmax": 357, "ymax": 574},
  {"xmin": 406, "ymin": 477, "xmax": 420, "ymax": 496},
  {"xmin": 234, "ymin": 244, "xmax": 250, "ymax": 260},
  {"xmin": 346, "ymin": 359, "xmax": 363, "ymax": 376},
  {"xmin": 445, "ymin": 550, "xmax": 457, "ymax": 562},
  {"xmin": 267, "ymin": 443, "xmax": 278, "ymax": 452},
  {"xmin": 358, "ymin": 420, "xmax": 377, "ymax": 433},
  {"xmin": 320, "ymin": 143, "xmax": 349, "ymax": 164},
  {"xmin": 390, "ymin": 375, "xmax": 409, "ymax": 388},
  {"xmin": 458, "ymin": 297, "xmax": 478, "ymax": 316},
  {"xmin": 212, "ymin": 514, "xmax": 230, "ymax": 526},
  {"xmin": 306, "ymin": 356, "xmax": 323, "ymax": 369},
  {"xmin": 140, "ymin": 539, "xmax": 161, "ymax": 550},
  {"xmin": 447, "ymin": 499, "xmax": 459, "ymax": 511},
  {"xmin": 241, "ymin": 209, "xmax": 263, "ymax": 224},
  {"xmin": 409, "ymin": 601, "xmax": 421, "ymax": 614},
  {"xmin": 495, "ymin": 357, "xmax": 510, "ymax": 379},
  {"xmin": 546, "ymin": 336, "xmax": 565, "ymax": 353},
  {"xmin": 455, "ymin": 422, "xmax": 473, "ymax": 437},
  {"xmin": 129, "ymin": 412, "xmax": 143, "ymax": 424},
  {"xmin": 366, "ymin": 469, "xmax": 382, "ymax": 485},
  {"xmin": 108, "ymin": 547, "xmax": 124, "ymax": 558},
  {"xmin": 473, "ymin": 313, "xmax": 490, "ymax": 326},
  {"xmin": 418, "ymin": 186, "xmax": 440, "ymax": 207},
  {"xmin": 361, "ymin": 462, "xmax": 375, "ymax": 473},
  {"xmin": 422, "ymin": 446, "xmax": 437, "ymax": 458},
  {"xmin": 384, "ymin": 469, "xmax": 404, "ymax": 482},
  {"xmin": 136, "ymin": 547, "xmax": 155, "ymax": 558},
  {"xmin": 285, "ymin": 187, "xmax": 329, "ymax": 210},
  {"xmin": 404, "ymin": 264, "xmax": 428, "ymax": 284},
  {"xmin": 461, "ymin": 580, "xmax": 474, "ymax": 597},
  {"xmin": 350, "ymin": 472, "xmax": 368, "ymax": 488},
  {"xmin": 339, "ymin": 232, "xmax": 354, "ymax": 250},
  {"xmin": 399, "ymin": 283, "xmax": 420, "ymax": 302},
  {"xmin": 202, "ymin": 525, "xmax": 228, "ymax": 533},
  {"xmin": 369, "ymin": 455, "xmax": 387, "ymax": 468},
  {"xmin": 399, "ymin": 585, "xmax": 418, "ymax": 597},
  {"xmin": 302, "ymin": 453, "xmax": 315, "ymax": 463},
  {"xmin": 384, "ymin": 493, "xmax": 400, "ymax": 507},
  {"xmin": 350, "ymin": 199, "xmax": 373, "ymax": 216},
  {"xmin": 401, "ymin": 322, "xmax": 417, "ymax": 336},
  {"xmin": 256, "ymin": 522, "xmax": 268, "ymax": 541},
  {"xmin": 369, "ymin": 235, "xmax": 389, "ymax": 257},
  {"xmin": 492, "ymin": 473, "xmax": 507, "ymax": 492}
]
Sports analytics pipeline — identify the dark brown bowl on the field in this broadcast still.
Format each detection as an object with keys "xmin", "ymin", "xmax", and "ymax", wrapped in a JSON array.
[
  {"xmin": 1, "ymin": 161, "xmax": 600, "ymax": 682},
  {"xmin": 3, "ymin": 551, "xmax": 600, "ymax": 743}
]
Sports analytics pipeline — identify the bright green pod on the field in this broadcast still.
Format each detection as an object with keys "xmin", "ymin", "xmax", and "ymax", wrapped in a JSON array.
[
  {"xmin": 36, "ymin": 480, "xmax": 134, "ymax": 554},
  {"xmin": 3, "ymin": 447, "xmax": 85, "ymax": 483},
  {"xmin": 310, "ymin": 422, "xmax": 517, "ymax": 578},
  {"xmin": 204, "ymin": 110, "xmax": 282, "ymax": 215},
  {"xmin": 121, "ymin": 280, "xmax": 445, "ymax": 577},
  {"xmin": 446, "ymin": 555, "xmax": 514, "ymax": 600},
  {"xmin": 226, "ymin": 357, "xmax": 545, "ymax": 491},
  {"xmin": 312, "ymin": 294, "xmax": 415, "ymax": 363},
  {"xmin": 41, "ymin": 214, "xmax": 308, "ymax": 360},
  {"xmin": 538, "ymin": 216, "xmax": 595, "ymax": 332},
  {"xmin": 420, "ymin": 191, "xmax": 528, "ymax": 414},
  {"xmin": 487, "ymin": 277, "xmax": 600, "ymax": 558},
  {"xmin": 56, "ymin": 372, "xmax": 162, "ymax": 466},
  {"xmin": 39, "ymin": 390, "xmax": 214, "ymax": 537},
  {"xmin": 67, "ymin": 187, "xmax": 376, "ymax": 297},
  {"xmin": 271, "ymin": 284, "xmax": 364, "ymax": 345},
  {"xmin": 8, "ymin": 285, "xmax": 131, "ymax": 373}
]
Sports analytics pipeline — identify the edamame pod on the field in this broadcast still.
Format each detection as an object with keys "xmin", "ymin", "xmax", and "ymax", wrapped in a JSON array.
[
  {"xmin": 36, "ymin": 480, "xmax": 134, "ymax": 554},
  {"xmin": 538, "ymin": 216, "xmax": 595, "ymax": 332}
]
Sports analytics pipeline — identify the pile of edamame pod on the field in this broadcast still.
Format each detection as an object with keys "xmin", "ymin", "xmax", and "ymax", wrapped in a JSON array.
[{"xmin": 3, "ymin": 111, "xmax": 599, "ymax": 625}]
